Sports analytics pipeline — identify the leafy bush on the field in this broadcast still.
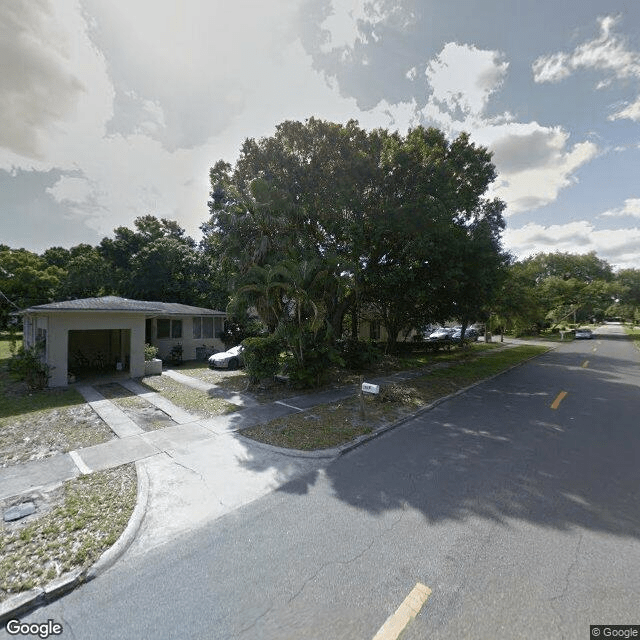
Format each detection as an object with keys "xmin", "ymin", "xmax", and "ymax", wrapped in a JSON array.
[
  {"xmin": 220, "ymin": 319, "xmax": 266, "ymax": 348},
  {"xmin": 8, "ymin": 343, "xmax": 51, "ymax": 390},
  {"xmin": 242, "ymin": 335, "xmax": 282, "ymax": 384},
  {"xmin": 168, "ymin": 343, "xmax": 183, "ymax": 365},
  {"xmin": 282, "ymin": 328, "xmax": 344, "ymax": 388},
  {"xmin": 337, "ymin": 338, "xmax": 382, "ymax": 370},
  {"xmin": 144, "ymin": 343, "xmax": 159, "ymax": 361}
]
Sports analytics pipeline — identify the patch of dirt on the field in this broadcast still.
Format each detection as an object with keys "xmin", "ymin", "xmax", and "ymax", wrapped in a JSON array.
[{"xmin": 0, "ymin": 405, "xmax": 116, "ymax": 468}]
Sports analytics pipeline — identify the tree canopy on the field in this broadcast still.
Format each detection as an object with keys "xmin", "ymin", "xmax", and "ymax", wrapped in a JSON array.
[{"xmin": 203, "ymin": 118, "xmax": 508, "ymax": 353}]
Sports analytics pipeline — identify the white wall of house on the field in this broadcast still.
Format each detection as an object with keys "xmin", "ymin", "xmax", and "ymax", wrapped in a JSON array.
[
  {"xmin": 357, "ymin": 319, "xmax": 419, "ymax": 343},
  {"xmin": 148, "ymin": 315, "xmax": 225, "ymax": 360},
  {"xmin": 26, "ymin": 312, "xmax": 145, "ymax": 387}
]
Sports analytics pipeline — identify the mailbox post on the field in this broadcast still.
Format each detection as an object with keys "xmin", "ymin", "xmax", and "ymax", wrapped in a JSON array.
[{"xmin": 359, "ymin": 377, "xmax": 380, "ymax": 420}]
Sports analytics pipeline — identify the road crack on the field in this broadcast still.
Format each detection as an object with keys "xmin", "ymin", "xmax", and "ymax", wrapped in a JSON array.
[
  {"xmin": 231, "ymin": 602, "xmax": 275, "ymax": 639},
  {"xmin": 549, "ymin": 532, "xmax": 583, "ymax": 640},
  {"xmin": 286, "ymin": 503, "xmax": 408, "ymax": 606},
  {"xmin": 163, "ymin": 450, "xmax": 206, "ymax": 482}
]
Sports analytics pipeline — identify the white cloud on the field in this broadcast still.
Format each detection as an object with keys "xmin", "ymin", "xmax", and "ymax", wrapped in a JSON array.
[
  {"xmin": 406, "ymin": 66, "xmax": 418, "ymax": 81},
  {"xmin": 47, "ymin": 175, "xmax": 95, "ymax": 204},
  {"xmin": 531, "ymin": 52, "xmax": 572, "ymax": 84},
  {"xmin": 533, "ymin": 15, "xmax": 640, "ymax": 83},
  {"xmin": 610, "ymin": 96, "xmax": 640, "ymax": 122},
  {"xmin": 0, "ymin": 0, "xmax": 86, "ymax": 159},
  {"xmin": 405, "ymin": 43, "xmax": 598, "ymax": 215},
  {"xmin": 600, "ymin": 198, "xmax": 640, "ymax": 218},
  {"xmin": 319, "ymin": 0, "xmax": 416, "ymax": 52},
  {"xmin": 425, "ymin": 43, "xmax": 508, "ymax": 118},
  {"xmin": 485, "ymin": 128, "xmax": 598, "ymax": 213},
  {"xmin": 503, "ymin": 220, "xmax": 640, "ymax": 270},
  {"xmin": 533, "ymin": 14, "xmax": 640, "ymax": 121},
  {"xmin": 2, "ymin": 0, "xmax": 390, "ymax": 242}
]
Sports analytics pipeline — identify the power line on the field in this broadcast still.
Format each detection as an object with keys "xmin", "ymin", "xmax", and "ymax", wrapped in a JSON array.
[{"xmin": 0, "ymin": 289, "xmax": 20, "ymax": 309}]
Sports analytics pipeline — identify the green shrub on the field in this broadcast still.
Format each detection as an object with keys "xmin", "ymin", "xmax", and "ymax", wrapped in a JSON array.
[
  {"xmin": 338, "ymin": 338, "xmax": 382, "ymax": 370},
  {"xmin": 282, "ymin": 329, "xmax": 344, "ymax": 388},
  {"xmin": 242, "ymin": 335, "xmax": 282, "ymax": 384},
  {"xmin": 168, "ymin": 343, "xmax": 183, "ymax": 364},
  {"xmin": 8, "ymin": 343, "xmax": 51, "ymax": 390},
  {"xmin": 144, "ymin": 343, "xmax": 159, "ymax": 361}
]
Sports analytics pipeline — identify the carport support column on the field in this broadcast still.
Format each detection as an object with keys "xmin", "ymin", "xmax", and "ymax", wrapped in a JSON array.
[
  {"xmin": 129, "ymin": 323, "xmax": 145, "ymax": 378},
  {"xmin": 48, "ymin": 327, "xmax": 68, "ymax": 387}
]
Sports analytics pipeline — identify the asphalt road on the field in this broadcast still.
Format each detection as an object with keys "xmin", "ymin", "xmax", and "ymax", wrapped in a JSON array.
[{"xmin": 3, "ymin": 324, "xmax": 639, "ymax": 640}]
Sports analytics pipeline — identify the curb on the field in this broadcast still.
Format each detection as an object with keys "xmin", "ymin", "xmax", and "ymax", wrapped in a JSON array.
[
  {"xmin": 0, "ymin": 460, "xmax": 149, "ymax": 627},
  {"xmin": 237, "ymin": 346, "xmax": 553, "ymax": 460},
  {"xmin": 235, "ymin": 434, "xmax": 341, "ymax": 459},
  {"xmin": 338, "ymin": 346, "xmax": 554, "ymax": 455}
]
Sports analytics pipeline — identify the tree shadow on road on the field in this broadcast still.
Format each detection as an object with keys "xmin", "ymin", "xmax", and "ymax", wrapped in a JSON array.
[{"xmin": 232, "ymin": 347, "xmax": 640, "ymax": 540}]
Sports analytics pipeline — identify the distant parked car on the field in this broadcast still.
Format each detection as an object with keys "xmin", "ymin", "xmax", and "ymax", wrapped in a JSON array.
[
  {"xmin": 208, "ymin": 345, "xmax": 245, "ymax": 369},
  {"xmin": 428, "ymin": 327, "xmax": 455, "ymax": 341},
  {"xmin": 574, "ymin": 328, "xmax": 593, "ymax": 339},
  {"xmin": 450, "ymin": 327, "xmax": 480, "ymax": 342}
]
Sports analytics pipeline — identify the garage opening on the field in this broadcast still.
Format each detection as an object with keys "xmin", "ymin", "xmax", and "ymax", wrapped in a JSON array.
[{"xmin": 68, "ymin": 329, "xmax": 131, "ymax": 381}]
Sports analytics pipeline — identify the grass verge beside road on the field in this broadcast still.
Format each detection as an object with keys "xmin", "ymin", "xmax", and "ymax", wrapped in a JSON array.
[
  {"xmin": 242, "ymin": 345, "xmax": 548, "ymax": 450},
  {"xmin": 624, "ymin": 326, "xmax": 640, "ymax": 352},
  {"xmin": 0, "ymin": 464, "xmax": 136, "ymax": 601}
]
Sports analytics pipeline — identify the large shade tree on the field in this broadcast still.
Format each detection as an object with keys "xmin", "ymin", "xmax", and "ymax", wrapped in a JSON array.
[{"xmin": 203, "ymin": 119, "xmax": 508, "ymax": 352}]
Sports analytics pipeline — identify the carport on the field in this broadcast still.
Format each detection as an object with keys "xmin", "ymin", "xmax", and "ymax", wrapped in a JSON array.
[{"xmin": 67, "ymin": 329, "xmax": 132, "ymax": 378}]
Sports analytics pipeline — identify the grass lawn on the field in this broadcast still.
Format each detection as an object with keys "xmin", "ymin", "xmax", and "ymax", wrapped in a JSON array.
[
  {"xmin": 172, "ymin": 342, "xmax": 503, "ymax": 405},
  {"xmin": 242, "ymin": 344, "xmax": 549, "ymax": 450},
  {"xmin": 0, "ymin": 464, "xmax": 136, "ymax": 600},
  {"xmin": 0, "ymin": 332, "xmax": 86, "ymax": 420},
  {"xmin": 170, "ymin": 361, "xmax": 250, "ymax": 393},
  {"xmin": 0, "ymin": 332, "xmax": 114, "ymax": 466},
  {"xmin": 140, "ymin": 373, "xmax": 240, "ymax": 418}
]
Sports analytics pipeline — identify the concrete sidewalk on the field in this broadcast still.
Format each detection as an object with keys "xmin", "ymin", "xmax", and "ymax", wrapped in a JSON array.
[
  {"xmin": 0, "ymin": 374, "xmax": 345, "ymax": 554},
  {"xmin": 2, "ymin": 343, "xmax": 532, "ymax": 546},
  {"xmin": 1, "ymin": 343, "xmax": 526, "ymax": 502}
]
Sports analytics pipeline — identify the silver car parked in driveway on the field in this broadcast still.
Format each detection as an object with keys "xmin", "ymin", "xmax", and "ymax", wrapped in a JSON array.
[{"xmin": 208, "ymin": 345, "xmax": 245, "ymax": 369}]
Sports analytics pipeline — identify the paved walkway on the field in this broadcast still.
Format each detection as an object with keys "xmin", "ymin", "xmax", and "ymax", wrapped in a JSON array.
[
  {"xmin": 1, "ymin": 368, "xmax": 376, "ymax": 552},
  {"xmin": 1, "ymin": 339, "xmax": 538, "ymax": 552}
]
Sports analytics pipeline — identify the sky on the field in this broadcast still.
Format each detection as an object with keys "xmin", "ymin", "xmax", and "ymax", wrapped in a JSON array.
[{"xmin": 1, "ymin": 0, "xmax": 639, "ymax": 270}]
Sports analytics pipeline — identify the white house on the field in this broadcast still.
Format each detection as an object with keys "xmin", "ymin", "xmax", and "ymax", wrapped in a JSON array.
[{"xmin": 19, "ymin": 296, "xmax": 226, "ymax": 387}]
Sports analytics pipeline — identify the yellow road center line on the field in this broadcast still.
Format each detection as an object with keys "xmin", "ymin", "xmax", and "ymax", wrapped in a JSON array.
[
  {"xmin": 592, "ymin": 347, "xmax": 597, "ymax": 352},
  {"xmin": 582, "ymin": 360, "xmax": 589, "ymax": 368},
  {"xmin": 550, "ymin": 391, "xmax": 568, "ymax": 410},
  {"xmin": 372, "ymin": 583, "xmax": 432, "ymax": 640}
]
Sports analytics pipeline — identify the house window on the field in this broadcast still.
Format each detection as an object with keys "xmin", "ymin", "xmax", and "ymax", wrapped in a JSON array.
[
  {"xmin": 36, "ymin": 328, "xmax": 47, "ymax": 355},
  {"xmin": 369, "ymin": 321, "xmax": 381, "ymax": 340},
  {"xmin": 157, "ymin": 319, "xmax": 182, "ymax": 339},
  {"xmin": 192, "ymin": 317, "xmax": 214, "ymax": 339}
]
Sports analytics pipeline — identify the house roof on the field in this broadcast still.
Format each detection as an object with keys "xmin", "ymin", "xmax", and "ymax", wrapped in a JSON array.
[{"xmin": 20, "ymin": 296, "xmax": 226, "ymax": 316}]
